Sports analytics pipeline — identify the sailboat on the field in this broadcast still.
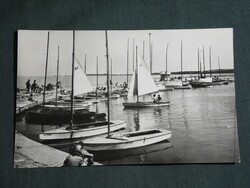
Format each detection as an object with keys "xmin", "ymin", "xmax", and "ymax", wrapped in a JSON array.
[
  {"xmin": 26, "ymin": 34, "xmax": 102, "ymax": 124},
  {"xmin": 174, "ymin": 40, "xmax": 191, "ymax": 89},
  {"xmin": 79, "ymin": 31, "xmax": 172, "ymax": 151},
  {"xmin": 39, "ymin": 31, "xmax": 126, "ymax": 141},
  {"xmin": 190, "ymin": 46, "xmax": 212, "ymax": 88},
  {"xmin": 48, "ymin": 53, "xmax": 94, "ymax": 108},
  {"xmin": 123, "ymin": 46, "xmax": 170, "ymax": 108}
]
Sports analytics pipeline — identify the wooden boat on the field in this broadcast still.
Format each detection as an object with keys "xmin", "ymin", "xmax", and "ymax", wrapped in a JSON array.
[
  {"xmin": 190, "ymin": 77, "xmax": 212, "ymax": 88},
  {"xmin": 26, "ymin": 110, "xmax": 106, "ymax": 124},
  {"xmin": 77, "ymin": 31, "xmax": 172, "ymax": 151},
  {"xmin": 43, "ymin": 104, "xmax": 89, "ymax": 111},
  {"xmin": 123, "ymin": 46, "xmax": 170, "ymax": 108},
  {"xmin": 39, "ymin": 31, "xmax": 126, "ymax": 140},
  {"xmin": 49, "ymin": 99, "xmax": 92, "ymax": 107},
  {"xmin": 82, "ymin": 128, "xmax": 172, "ymax": 151},
  {"xmin": 39, "ymin": 120, "xmax": 126, "ymax": 140},
  {"xmin": 123, "ymin": 101, "xmax": 170, "ymax": 108},
  {"xmin": 174, "ymin": 85, "xmax": 192, "ymax": 89}
]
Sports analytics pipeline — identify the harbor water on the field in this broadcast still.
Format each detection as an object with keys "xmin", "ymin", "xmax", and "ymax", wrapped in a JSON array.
[{"xmin": 16, "ymin": 75, "xmax": 239, "ymax": 165}]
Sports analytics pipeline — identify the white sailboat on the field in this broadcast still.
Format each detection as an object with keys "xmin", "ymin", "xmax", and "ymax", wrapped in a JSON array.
[
  {"xmin": 123, "ymin": 46, "xmax": 170, "ymax": 108},
  {"xmin": 46, "ymin": 57, "xmax": 93, "ymax": 110},
  {"xmin": 82, "ymin": 128, "xmax": 172, "ymax": 151},
  {"xmin": 80, "ymin": 31, "xmax": 172, "ymax": 151},
  {"xmin": 39, "ymin": 31, "xmax": 126, "ymax": 141}
]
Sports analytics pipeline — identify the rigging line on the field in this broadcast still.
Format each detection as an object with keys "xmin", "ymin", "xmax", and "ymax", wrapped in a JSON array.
[{"xmin": 62, "ymin": 61, "xmax": 71, "ymax": 84}]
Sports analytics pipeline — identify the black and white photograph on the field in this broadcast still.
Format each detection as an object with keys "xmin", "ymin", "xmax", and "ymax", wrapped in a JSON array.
[{"xmin": 15, "ymin": 28, "xmax": 239, "ymax": 168}]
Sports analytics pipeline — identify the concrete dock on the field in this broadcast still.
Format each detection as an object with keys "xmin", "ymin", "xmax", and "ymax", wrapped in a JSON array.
[
  {"xmin": 16, "ymin": 91, "xmax": 56, "ymax": 115},
  {"xmin": 14, "ymin": 131, "xmax": 68, "ymax": 168}
]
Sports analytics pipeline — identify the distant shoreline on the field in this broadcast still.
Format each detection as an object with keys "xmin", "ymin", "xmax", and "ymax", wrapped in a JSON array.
[{"xmin": 18, "ymin": 69, "xmax": 234, "ymax": 77}]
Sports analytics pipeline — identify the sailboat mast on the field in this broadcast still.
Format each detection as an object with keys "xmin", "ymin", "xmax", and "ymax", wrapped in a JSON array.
[
  {"xmin": 149, "ymin": 33, "xmax": 152, "ymax": 74},
  {"xmin": 218, "ymin": 56, "xmax": 221, "ymax": 77},
  {"xmin": 105, "ymin": 30, "xmax": 111, "ymax": 137},
  {"xmin": 198, "ymin": 47, "xmax": 200, "ymax": 78},
  {"xmin": 96, "ymin": 56, "xmax": 98, "ymax": 99},
  {"xmin": 84, "ymin": 54, "xmax": 87, "ymax": 74},
  {"xmin": 42, "ymin": 31, "xmax": 50, "ymax": 107},
  {"xmin": 143, "ymin": 40, "xmax": 145, "ymax": 59},
  {"xmin": 166, "ymin": 43, "xmax": 169, "ymax": 73},
  {"xmin": 55, "ymin": 46, "xmax": 59, "ymax": 103},
  {"xmin": 110, "ymin": 58, "xmax": 112, "ymax": 92},
  {"xmin": 203, "ymin": 45, "xmax": 206, "ymax": 77},
  {"xmin": 209, "ymin": 46, "xmax": 212, "ymax": 77},
  {"xmin": 133, "ymin": 38, "xmax": 135, "ymax": 71},
  {"xmin": 136, "ymin": 46, "xmax": 139, "ymax": 103},
  {"xmin": 70, "ymin": 30, "xmax": 75, "ymax": 128},
  {"xmin": 127, "ymin": 38, "xmax": 129, "ymax": 86},
  {"xmin": 181, "ymin": 40, "xmax": 183, "ymax": 82}
]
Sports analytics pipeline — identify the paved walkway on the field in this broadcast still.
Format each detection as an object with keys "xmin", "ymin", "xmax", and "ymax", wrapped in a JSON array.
[{"xmin": 15, "ymin": 132, "xmax": 68, "ymax": 168}]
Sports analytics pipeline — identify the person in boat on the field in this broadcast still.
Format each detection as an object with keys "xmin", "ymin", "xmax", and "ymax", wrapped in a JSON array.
[
  {"xmin": 157, "ymin": 94, "xmax": 162, "ymax": 103},
  {"xmin": 26, "ymin": 79, "xmax": 31, "ymax": 93},
  {"xmin": 63, "ymin": 142, "xmax": 94, "ymax": 167},
  {"xmin": 152, "ymin": 94, "xmax": 157, "ymax": 103}
]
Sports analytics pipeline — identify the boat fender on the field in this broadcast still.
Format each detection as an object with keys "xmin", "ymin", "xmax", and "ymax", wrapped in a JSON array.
[{"xmin": 143, "ymin": 137, "xmax": 146, "ymax": 143}]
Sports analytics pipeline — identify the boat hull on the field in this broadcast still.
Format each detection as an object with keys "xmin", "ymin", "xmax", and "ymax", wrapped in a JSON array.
[
  {"xmin": 174, "ymin": 85, "xmax": 192, "ymax": 89},
  {"xmin": 39, "ymin": 120, "xmax": 126, "ymax": 140},
  {"xmin": 190, "ymin": 81, "xmax": 212, "ymax": 88},
  {"xmin": 82, "ymin": 129, "xmax": 172, "ymax": 151},
  {"xmin": 123, "ymin": 101, "xmax": 170, "ymax": 108},
  {"xmin": 26, "ymin": 111, "xmax": 106, "ymax": 124}
]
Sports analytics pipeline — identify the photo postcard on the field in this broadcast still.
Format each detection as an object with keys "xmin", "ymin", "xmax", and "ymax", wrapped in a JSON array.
[{"xmin": 14, "ymin": 28, "xmax": 239, "ymax": 168}]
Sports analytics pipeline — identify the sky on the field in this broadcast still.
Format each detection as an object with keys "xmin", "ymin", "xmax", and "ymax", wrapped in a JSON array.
[{"xmin": 17, "ymin": 28, "xmax": 234, "ymax": 77}]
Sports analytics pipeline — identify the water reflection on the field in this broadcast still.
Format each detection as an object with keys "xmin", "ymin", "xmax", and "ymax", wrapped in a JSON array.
[
  {"xmin": 92, "ymin": 140, "xmax": 173, "ymax": 164},
  {"xmin": 15, "ymin": 83, "xmax": 238, "ymax": 164}
]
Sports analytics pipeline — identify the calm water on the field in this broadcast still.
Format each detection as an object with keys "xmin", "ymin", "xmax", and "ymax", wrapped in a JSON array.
[{"xmin": 16, "ymin": 75, "xmax": 239, "ymax": 164}]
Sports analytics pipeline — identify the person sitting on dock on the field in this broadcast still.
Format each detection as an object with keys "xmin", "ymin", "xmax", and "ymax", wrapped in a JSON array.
[{"xmin": 63, "ymin": 142, "xmax": 94, "ymax": 167}]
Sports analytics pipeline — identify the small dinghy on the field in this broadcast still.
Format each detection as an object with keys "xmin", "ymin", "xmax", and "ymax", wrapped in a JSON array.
[
  {"xmin": 123, "ymin": 101, "xmax": 170, "ymax": 108},
  {"xmin": 43, "ymin": 104, "xmax": 90, "ymax": 111},
  {"xmin": 82, "ymin": 128, "xmax": 172, "ymax": 151},
  {"xmin": 39, "ymin": 120, "xmax": 126, "ymax": 141}
]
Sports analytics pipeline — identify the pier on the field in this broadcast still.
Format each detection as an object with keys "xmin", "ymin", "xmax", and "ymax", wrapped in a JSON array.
[
  {"xmin": 15, "ymin": 131, "xmax": 68, "ymax": 168},
  {"xmin": 16, "ymin": 91, "xmax": 55, "ymax": 115}
]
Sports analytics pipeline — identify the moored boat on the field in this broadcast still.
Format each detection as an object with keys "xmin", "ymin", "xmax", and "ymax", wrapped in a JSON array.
[
  {"xmin": 26, "ymin": 110, "xmax": 106, "ymax": 124},
  {"xmin": 82, "ymin": 128, "xmax": 172, "ymax": 151},
  {"xmin": 190, "ymin": 77, "xmax": 212, "ymax": 88},
  {"xmin": 123, "ymin": 101, "xmax": 170, "ymax": 108},
  {"xmin": 39, "ymin": 120, "xmax": 126, "ymax": 140},
  {"xmin": 122, "ymin": 46, "xmax": 170, "ymax": 108}
]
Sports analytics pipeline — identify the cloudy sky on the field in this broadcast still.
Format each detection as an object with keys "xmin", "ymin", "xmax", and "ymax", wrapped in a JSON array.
[{"xmin": 18, "ymin": 28, "xmax": 234, "ymax": 77}]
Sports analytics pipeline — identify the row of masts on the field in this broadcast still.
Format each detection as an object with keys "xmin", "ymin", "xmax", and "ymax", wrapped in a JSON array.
[{"xmin": 197, "ymin": 45, "xmax": 222, "ymax": 79}]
